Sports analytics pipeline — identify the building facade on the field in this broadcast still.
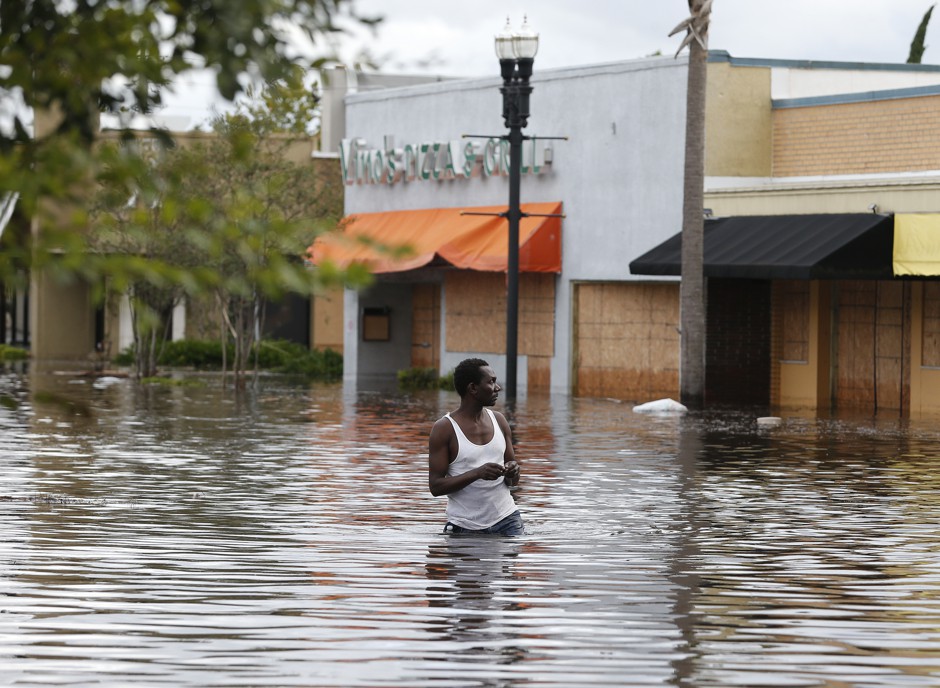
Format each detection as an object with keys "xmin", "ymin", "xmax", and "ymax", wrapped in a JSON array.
[
  {"xmin": 320, "ymin": 53, "xmax": 940, "ymax": 417},
  {"xmin": 698, "ymin": 53, "xmax": 940, "ymax": 417},
  {"xmin": 20, "ymin": 124, "xmax": 338, "ymax": 367},
  {"xmin": 318, "ymin": 58, "xmax": 689, "ymax": 396}
]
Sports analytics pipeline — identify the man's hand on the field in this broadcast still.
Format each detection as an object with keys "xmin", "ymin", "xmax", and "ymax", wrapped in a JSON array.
[
  {"xmin": 503, "ymin": 460, "xmax": 520, "ymax": 486},
  {"xmin": 476, "ymin": 462, "xmax": 506, "ymax": 481}
]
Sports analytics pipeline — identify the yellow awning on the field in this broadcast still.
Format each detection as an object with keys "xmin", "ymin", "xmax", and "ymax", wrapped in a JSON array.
[
  {"xmin": 894, "ymin": 214, "xmax": 940, "ymax": 276},
  {"xmin": 309, "ymin": 202, "xmax": 563, "ymax": 274}
]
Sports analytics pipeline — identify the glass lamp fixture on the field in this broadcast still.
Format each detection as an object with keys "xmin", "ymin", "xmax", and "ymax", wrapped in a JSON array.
[
  {"xmin": 495, "ymin": 17, "xmax": 516, "ymax": 60},
  {"xmin": 512, "ymin": 15, "xmax": 539, "ymax": 59},
  {"xmin": 495, "ymin": 16, "xmax": 539, "ymax": 60}
]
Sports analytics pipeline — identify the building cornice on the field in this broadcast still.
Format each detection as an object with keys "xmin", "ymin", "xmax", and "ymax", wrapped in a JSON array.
[{"xmin": 706, "ymin": 173, "xmax": 940, "ymax": 195}]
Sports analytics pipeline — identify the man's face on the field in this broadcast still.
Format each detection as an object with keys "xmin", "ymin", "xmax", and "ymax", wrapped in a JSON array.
[{"xmin": 472, "ymin": 366, "xmax": 501, "ymax": 406}]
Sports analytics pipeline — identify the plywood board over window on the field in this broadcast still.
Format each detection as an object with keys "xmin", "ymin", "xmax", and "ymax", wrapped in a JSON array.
[
  {"xmin": 777, "ymin": 280, "xmax": 809, "ymax": 363},
  {"xmin": 362, "ymin": 308, "xmax": 391, "ymax": 342},
  {"xmin": 835, "ymin": 280, "xmax": 908, "ymax": 412},
  {"xmin": 923, "ymin": 282, "xmax": 940, "ymax": 368},
  {"xmin": 573, "ymin": 282, "xmax": 679, "ymax": 401},
  {"xmin": 444, "ymin": 271, "xmax": 555, "ymax": 357},
  {"xmin": 411, "ymin": 284, "xmax": 441, "ymax": 369}
]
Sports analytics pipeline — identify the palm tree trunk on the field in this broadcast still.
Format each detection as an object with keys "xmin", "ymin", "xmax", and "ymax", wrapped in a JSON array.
[{"xmin": 679, "ymin": 38, "xmax": 707, "ymax": 409}]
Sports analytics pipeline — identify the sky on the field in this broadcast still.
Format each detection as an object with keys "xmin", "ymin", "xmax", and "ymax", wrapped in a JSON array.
[{"xmin": 158, "ymin": 0, "xmax": 940, "ymax": 128}]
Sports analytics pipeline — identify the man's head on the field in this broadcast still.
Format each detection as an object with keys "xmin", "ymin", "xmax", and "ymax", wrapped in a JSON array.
[{"xmin": 454, "ymin": 358, "xmax": 493, "ymax": 398}]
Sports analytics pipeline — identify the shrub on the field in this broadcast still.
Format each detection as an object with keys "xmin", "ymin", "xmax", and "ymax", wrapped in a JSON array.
[
  {"xmin": 0, "ymin": 344, "xmax": 28, "ymax": 362},
  {"xmin": 141, "ymin": 376, "xmax": 205, "ymax": 387},
  {"xmin": 273, "ymin": 346, "xmax": 343, "ymax": 380},
  {"xmin": 113, "ymin": 347, "xmax": 134, "ymax": 366},
  {"xmin": 437, "ymin": 370, "xmax": 455, "ymax": 391},
  {"xmin": 398, "ymin": 367, "xmax": 455, "ymax": 391},
  {"xmin": 159, "ymin": 340, "xmax": 231, "ymax": 368},
  {"xmin": 398, "ymin": 367, "xmax": 437, "ymax": 390},
  {"xmin": 254, "ymin": 339, "xmax": 312, "ymax": 369},
  {"xmin": 115, "ymin": 339, "xmax": 342, "ymax": 380}
]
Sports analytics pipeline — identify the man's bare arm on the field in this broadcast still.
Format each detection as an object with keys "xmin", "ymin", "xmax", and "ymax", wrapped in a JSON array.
[{"xmin": 495, "ymin": 412, "xmax": 520, "ymax": 487}]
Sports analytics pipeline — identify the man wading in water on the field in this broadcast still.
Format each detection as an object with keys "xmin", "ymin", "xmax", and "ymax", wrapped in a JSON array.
[{"xmin": 428, "ymin": 358, "xmax": 524, "ymax": 536}]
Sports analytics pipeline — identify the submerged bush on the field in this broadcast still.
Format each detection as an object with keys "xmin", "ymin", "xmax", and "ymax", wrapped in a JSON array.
[
  {"xmin": 262, "ymin": 342, "xmax": 343, "ymax": 380},
  {"xmin": 141, "ymin": 376, "xmax": 205, "ymax": 387},
  {"xmin": 398, "ymin": 367, "xmax": 455, "ymax": 391},
  {"xmin": 159, "ymin": 340, "xmax": 231, "ymax": 368},
  {"xmin": 114, "ymin": 339, "xmax": 342, "ymax": 380},
  {"xmin": 0, "ymin": 344, "xmax": 28, "ymax": 362},
  {"xmin": 438, "ymin": 370, "xmax": 454, "ymax": 391}
]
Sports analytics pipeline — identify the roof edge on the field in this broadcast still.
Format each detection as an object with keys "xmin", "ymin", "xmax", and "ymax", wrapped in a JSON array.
[
  {"xmin": 709, "ymin": 49, "xmax": 940, "ymax": 73},
  {"xmin": 774, "ymin": 83, "xmax": 940, "ymax": 109}
]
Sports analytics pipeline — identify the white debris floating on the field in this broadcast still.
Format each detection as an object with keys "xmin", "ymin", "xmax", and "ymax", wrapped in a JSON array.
[
  {"xmin": 92, "ymin": 376, "xmax": 125, "ymax": 389},
  {"xmin": 756, "ymin": 416, "xmax": 783, "ymax": 427},
  {"xmin": 632, "ymin": 398, "xmax": 688, "ymax": 415}
]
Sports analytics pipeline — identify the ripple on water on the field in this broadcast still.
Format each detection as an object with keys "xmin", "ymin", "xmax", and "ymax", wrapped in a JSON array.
[{"xmin": 3, "ymin": 379, "xmax": 940, "ymax": 686}]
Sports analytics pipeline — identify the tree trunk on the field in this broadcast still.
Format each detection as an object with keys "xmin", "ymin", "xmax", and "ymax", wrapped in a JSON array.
[
  {"xmin": 218, "ymin": 291, "xmax": 229, "ymax": 382},
  {"xmin": 679, "ymin": 38, "xmax": 707, "ymax": 409}
]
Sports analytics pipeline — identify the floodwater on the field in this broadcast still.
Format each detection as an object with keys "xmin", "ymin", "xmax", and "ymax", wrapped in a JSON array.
[{"xmin": 3, "ymin": 369, "xmax": 940, "ymax": 687}]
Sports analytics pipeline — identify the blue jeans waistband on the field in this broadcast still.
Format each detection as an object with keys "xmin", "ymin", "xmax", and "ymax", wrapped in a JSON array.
[{"xmin": 443, "ymin": 510, "xmax": 524, "ymax": 536}]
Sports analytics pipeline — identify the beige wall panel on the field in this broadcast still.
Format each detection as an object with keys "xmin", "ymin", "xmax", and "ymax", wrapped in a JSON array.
[
  {"xmin": 912, "ymin": 368, "xmax": 940, "ymax": 417},
  {"xmin": 778, "ymin": 361, "xmax": 816, "ymax": 407},
  {"xmin": 776, "ymin": 282, "xmax": 832, "ymax": 411},
  {"xmin": 30, "ymin": 271, "xmax": 95, "ymax": 361},
  {"xmin": 574, "ymin": 282, "xmax": 679, "ymax": 401},
  {"xmin": 707, "ymin": 180, "xmax": 940, "ymax": 218},
  {"xmin": 705, "ymin": 62, "xmax": 773, "ymax": 177},
  {"xmin": 312, "ymin": 288, "xmax": 344, "ymax": 352}
]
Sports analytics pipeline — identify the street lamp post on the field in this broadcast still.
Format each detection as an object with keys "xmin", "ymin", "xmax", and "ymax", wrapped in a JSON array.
[{"xmin": 495, "ymin": 17, "xmax": 538, "ymax": 401}]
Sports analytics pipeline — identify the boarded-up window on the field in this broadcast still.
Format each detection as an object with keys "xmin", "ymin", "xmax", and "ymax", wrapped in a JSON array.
[
  {"xmin": 444, "ymin": 271, "xmax": 555, "ymax": 356},
  {"xmin": 924, "ymin": 282, "xmax": 940, "ymax": 368},
  {"xmin": 573, "ymin": 281, "xmax": 679, "ymax": 401},
  {"xmin": 362, "ymin": 307, "xmax": 390, "ymax": 341},
  {"xmin": 779, "ymin": 280, "xmax": 809, "ymax": 362}
]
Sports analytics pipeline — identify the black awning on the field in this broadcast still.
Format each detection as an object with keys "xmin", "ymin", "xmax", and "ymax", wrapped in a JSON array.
[{"xmin": 629, "ymin": 214, "xmax": 895, "ymax": 280}]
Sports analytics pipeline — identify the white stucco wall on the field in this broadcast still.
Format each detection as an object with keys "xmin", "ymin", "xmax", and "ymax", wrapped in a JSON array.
[
  {"xmin": 340, "ymin": 56, "xmax": 689, "ymax": 394},
  {"xmin": 771, "ymin": 66, "xmax": 940, "ymax": 101}
]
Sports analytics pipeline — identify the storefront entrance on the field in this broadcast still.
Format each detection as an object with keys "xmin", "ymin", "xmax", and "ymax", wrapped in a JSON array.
[
  {"xmin": 572, "ymin": 282, "xmax": 680, "ymax": 402},
  {"xmin": 833, "ymin": 280, "xmax": 911, "ymax": 414},
  {"xmin": 705, "ymin": 279, "xmax": 772, "ymax": 408},
  {"xmin": 410, "ymin": 284, "xmax": 440, "ymax": 370}
]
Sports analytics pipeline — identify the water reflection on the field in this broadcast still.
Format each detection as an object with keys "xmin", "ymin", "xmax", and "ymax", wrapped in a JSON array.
[
  {"xmin": 4, "ymin": 368, "xmax": 940, "ymax": 685},
  {"xmin": 425, "ymin": 537, "xmax": 533, "ymax": 672}
]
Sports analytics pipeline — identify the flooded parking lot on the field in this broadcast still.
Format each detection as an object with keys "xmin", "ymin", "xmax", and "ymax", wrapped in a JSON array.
[{"xmin": 3, "ymin": 369, "xmax": 940, "ymax": 686}]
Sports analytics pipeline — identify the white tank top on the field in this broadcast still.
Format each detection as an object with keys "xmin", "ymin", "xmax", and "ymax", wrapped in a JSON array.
[{"xmin": 444, "ymin": 408, "xmax": 518, "ymax": 529}]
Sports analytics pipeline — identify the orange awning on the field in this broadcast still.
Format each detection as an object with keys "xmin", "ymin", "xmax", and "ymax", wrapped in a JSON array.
[{"xmin": 309, "ymin": 202, "xmax": 562, "ymax": 274}]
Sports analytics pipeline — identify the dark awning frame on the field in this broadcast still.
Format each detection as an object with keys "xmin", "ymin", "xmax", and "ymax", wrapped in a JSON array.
[{"xmin": 629, "ymin": 214, "xmax": 895, "ymax": 280}]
